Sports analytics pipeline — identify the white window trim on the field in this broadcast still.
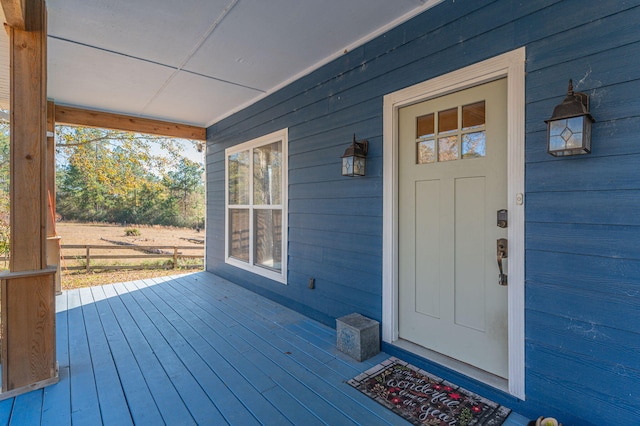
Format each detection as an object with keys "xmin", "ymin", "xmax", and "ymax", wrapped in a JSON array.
[
  {"xmin": 225, "ymin": 128, "xmax": 288, "ymax": 284},
  {"xmin": 382, "ymin": 48, "xmax": 526, "ymax": 399}
]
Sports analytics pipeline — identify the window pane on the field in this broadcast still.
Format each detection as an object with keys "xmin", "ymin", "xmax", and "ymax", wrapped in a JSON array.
[
  {"xmin": 228, "ymin": 151, "xmax": 249, "ymax": 205},
  {"xmin": 254, "ymin": 141, "xmax": 282, "ymax": 205},
  {"xmin": 229, "ymin": 209, "xmax": 249, "ymax": 262},
  {"xmin": 417, "ymin": 139, "xmax": 436, "ymax": 164},
  {"xmin": 438, "ymin": 136, "xmax": 458, "ymax": 162},
  {"xmin": 254, "ymin": 209, "xmax": 282, "ymax": 271},
  {"xmin": 462, "ymin": 131, "xmax": 486, "ymax": 158},
  {"xmin": 462, "ymin": 101, "xmax": 485, "ymax": 129},
  {"xmin": 438, "ymin": 108, "xmax": 458, "ymax": 133},
  {"xmin": 417, "ymin": 113, "xmax": 434, "ymax": 139}
]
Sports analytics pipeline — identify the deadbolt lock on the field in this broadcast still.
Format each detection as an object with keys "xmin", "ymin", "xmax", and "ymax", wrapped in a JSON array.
[{"xmin": 497, "ymin": 209, "xmax": 508, "ymax": 228}]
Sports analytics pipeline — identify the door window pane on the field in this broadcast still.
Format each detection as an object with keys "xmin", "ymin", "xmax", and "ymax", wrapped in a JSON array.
[
  {"xmin": 228, "ymin": 151, "xmax": 249, "ymax": 205},
  {"xmin": 417, "ymin": 140, "xmax": 436, "ymax": 164},
  {"xmin": 254, "ymin": 141, "xmax": 282, "ymax": 205},
  {"xmin": 438, "ymin": 108, "xmax": 458, "ymax": 133},
  {"xmin": 462, "ymin": 101, "xmax": 485, "ymax": 129},
  {"xmin": 462, "ymin": 131, "xmax": 486, "ymax": 158},
  {"xmin": 417, "ymin": 113, "xmax": 434, "ymax": 139},
  {"xmin": 229, "ymin": 209, "xmax": 249, "ymax": 262},
  {"xmin": 255, "ymin": 209, "xmax": 282, "ymax": 271},
  {"xmin": 438, "ymin": 136, "xmax": 458, "ymax": 162}
]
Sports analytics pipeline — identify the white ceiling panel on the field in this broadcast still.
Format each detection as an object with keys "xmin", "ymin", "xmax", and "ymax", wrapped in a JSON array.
[
  {"xmin": 185, "ymin": 0, "xmax": 425, "ymax": 91},
  {"xmin": 47, "ymin": 0, "xmax": 232, "ymax": 68},
  {"xmin": 48, "ymin": 38, "xmax": 176, "ymax": 114},
  {"xmin": 142, "ymin": 70, "xmax": 261, "ymax": 126},
  {"xmin": 0, "ymin": 0, "xmax": 443, "ymax": 127}
]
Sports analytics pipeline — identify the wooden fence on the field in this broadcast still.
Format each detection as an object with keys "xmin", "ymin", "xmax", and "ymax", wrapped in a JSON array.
[{"xmin": 60, "ymin": 244, "xmax": 204, "ymax": 272}]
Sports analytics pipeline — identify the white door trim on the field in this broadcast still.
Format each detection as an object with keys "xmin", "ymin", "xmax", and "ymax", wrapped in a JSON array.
[{"xmin": 382, "ymin": 47, "xmax": 526, "ymax": 399}]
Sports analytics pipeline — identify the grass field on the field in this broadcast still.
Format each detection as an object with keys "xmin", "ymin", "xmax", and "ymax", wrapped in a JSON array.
[{"xmin": 55, "ymin": 222, "xmax": 204, "ymax": 289}]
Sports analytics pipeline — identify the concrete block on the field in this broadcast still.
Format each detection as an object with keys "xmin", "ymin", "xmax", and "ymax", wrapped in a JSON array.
[{"xmin": 336, "ymin": 313, "xmax": 380, "ymax": 362}]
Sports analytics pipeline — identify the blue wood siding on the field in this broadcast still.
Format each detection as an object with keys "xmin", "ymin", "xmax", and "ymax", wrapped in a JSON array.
[{"xmin": 207, "ymin": 1, "xmax": 640, "ymax": 423}]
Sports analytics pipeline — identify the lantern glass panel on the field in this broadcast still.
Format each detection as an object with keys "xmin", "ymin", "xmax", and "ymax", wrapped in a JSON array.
[
  {"xmin": 353, "ymin": 156, "xmax": 366, "ymax": 176},
  {"xmin": 548, "ymin": 116, "xmax": 590, "ymax": 155},
  {"xmin": 583, "ymin": 118, "xmax": 592, "ymax": 152},
  {"xmin": 342, "ymin": 156, "xmax": 354, "ymax": 176}
]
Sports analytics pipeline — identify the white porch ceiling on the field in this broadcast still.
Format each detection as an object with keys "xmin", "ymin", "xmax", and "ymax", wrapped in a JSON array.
[{"xmin": 1, "ymin": 0, "xmax": 442, "ymax": 128}]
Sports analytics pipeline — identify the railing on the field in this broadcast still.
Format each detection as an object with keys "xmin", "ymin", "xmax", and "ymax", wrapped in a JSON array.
[{"xmin": 60, "ymin": 244, "xmax": 204, "ymax": 272}]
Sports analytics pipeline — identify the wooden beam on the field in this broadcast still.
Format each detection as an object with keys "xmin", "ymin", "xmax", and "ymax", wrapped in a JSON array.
[
  {"xmin": 9, "ymin": 0, "xmax": 46, "ymax": 272},
  {"xmin": 55, "ymin": 105, "xmax": 207, "ymax": 141},
  {"xmin": 1, "ymin": 0, "xmax": 40, "ymax": 31}
]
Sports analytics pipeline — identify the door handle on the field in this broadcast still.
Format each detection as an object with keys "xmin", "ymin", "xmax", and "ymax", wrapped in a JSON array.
[{"xmin": 497, "ymin": 238, "xmax": 508, "ymax": 286}]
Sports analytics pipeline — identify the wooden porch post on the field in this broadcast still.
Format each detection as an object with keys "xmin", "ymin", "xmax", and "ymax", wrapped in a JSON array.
[{"xmin": 0, "ymin": 0, "xmax": 58, "ymax": 398}]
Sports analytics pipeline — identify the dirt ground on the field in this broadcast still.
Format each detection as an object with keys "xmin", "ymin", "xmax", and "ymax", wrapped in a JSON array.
[
  {"xmin": 55, "ymin": 222, "xmax": 205, "ymax": 289},
  {"xmin": 56, "ymin": 221, "xmax": 205, "ymax": 246}
]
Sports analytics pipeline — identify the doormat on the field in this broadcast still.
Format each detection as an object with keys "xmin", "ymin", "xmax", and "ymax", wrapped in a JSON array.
[{"xmin": 348, "ymin": 357, "xmax": 511, "ymax": 426}]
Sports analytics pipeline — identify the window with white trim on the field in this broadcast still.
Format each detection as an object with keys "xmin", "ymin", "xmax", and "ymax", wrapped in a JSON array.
[{"xmin": 225, "ymin": 129, "xmax": 287, "ymax": 283}]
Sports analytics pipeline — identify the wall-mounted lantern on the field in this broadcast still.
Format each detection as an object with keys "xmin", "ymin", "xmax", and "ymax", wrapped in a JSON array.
[
  {"xmin": 545, "ymin": 79, "xmax": 595, "ymax": 156},
  {"xmin": 341, "ymin": 134, "xmax": 368, "ymax": 176}
]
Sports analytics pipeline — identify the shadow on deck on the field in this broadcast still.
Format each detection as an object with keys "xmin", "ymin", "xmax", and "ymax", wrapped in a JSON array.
[{"xmin": 0, "ymin": 271, "xmax": 529, "ymax": 425}]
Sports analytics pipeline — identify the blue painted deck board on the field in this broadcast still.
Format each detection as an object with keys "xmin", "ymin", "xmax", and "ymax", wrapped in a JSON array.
[
  {"xmin": 78, "ymin": 287, "xmax": 133, "ymax": 426},
  {"xmin": 0, "ymin": 399, "xmax": 13, "ymax": 426},
  {"xmin": 130, "ymin": 278, "xmax": 293, "ymax": 425},
  {"xmin": 90, "ymin": 285, "xmax": 165, "ymax": 425},
  {"xmin": 9, "ymin": 390, "xmax": 42, "ymax": 426},
  {"xmin": 121, "ymin": 280, "xmax": 263, "ymax": 426},
  {"xmin": 170, "ymin": 274, "xmax": 410, "ymax": 425},
  {"xmin": 113, "ymin": 280, "xmax": 228, "ymax": 424},
  {"xmin": 0, "ymin": 272, "xmax": 528, "ymax": 425},
  {"xmin": 66, "ymin": 289, "xmax": 102, "ymax": 425},
  {"xmin": 41, "ymin": 291, "xmax": 70, "ymax": 426},
  {"xmin": 99, "ymin": 283, "xmax": 197, "ymax": 425}
]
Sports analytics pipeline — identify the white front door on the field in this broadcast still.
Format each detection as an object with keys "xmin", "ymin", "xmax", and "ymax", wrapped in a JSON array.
[{"xmin": 398, "ymin": 78, "xmax": 509, "ymax": 378}]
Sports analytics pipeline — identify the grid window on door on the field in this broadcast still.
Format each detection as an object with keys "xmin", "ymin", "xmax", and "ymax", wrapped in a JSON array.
[
  {"xmin": 225, "ymin": 129, "xmax": 288, "ymax": 283},
  {"xmin": 416, "ymin": 101, "xmax": 486, "ymax": 164}
]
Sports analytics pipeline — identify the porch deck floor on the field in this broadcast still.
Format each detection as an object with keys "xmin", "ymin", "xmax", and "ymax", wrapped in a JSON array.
[{"xmin": 0, "ymin": 272, "xmax": 529, "ymax": 425}]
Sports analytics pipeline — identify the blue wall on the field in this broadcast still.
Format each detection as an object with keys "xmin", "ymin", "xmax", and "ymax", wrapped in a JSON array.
[{"xmin": 207, "ymin": 1, "xmax": 640, "ymax": 423}]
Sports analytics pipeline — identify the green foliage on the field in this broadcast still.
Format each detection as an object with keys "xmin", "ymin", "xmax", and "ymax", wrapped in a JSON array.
[
  {"xmin": 56, "ymin": 125, "xmax": 205, "ymax": 228},
  {"xmin": 0, "ymin": 120, "xmax": 205, "ymax": 263},
  {"xmin": 124, "ymin": 228, "xmax": 141, "ymax": 236}
]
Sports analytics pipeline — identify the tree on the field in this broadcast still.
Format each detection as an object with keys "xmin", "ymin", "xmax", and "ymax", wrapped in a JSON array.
[
  {"xmin": 56, "ymin": 125, "xmax": 204, "ymax": 227},
  {"xmin": 163, "ymin": 158, "xmax": 205, "ymax": 227}
]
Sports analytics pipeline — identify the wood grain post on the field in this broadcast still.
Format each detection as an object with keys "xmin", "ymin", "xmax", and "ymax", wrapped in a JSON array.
[
  {"xmin": 173, "ymin": 247, "xmax": 178, "ymax": 269},
  {"xmin": 1, "ymin": 268, "xmax": 57, "ymax": 397},
  {"xmin": 8, "ymin": 0, "xmax": 48, "ymax": 273},
  {"xmin": 1, "ymin": 0, "xmax": 59, "ymax": 398},
  {"xmin": 86, "ymin": 246, "xmax": 91, "ymax": 272}
]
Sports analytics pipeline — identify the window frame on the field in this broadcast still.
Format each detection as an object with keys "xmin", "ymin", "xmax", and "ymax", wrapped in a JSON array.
[{"xmin": 224, "ymin": 128, "xmax": 288, "ymax": 284}]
